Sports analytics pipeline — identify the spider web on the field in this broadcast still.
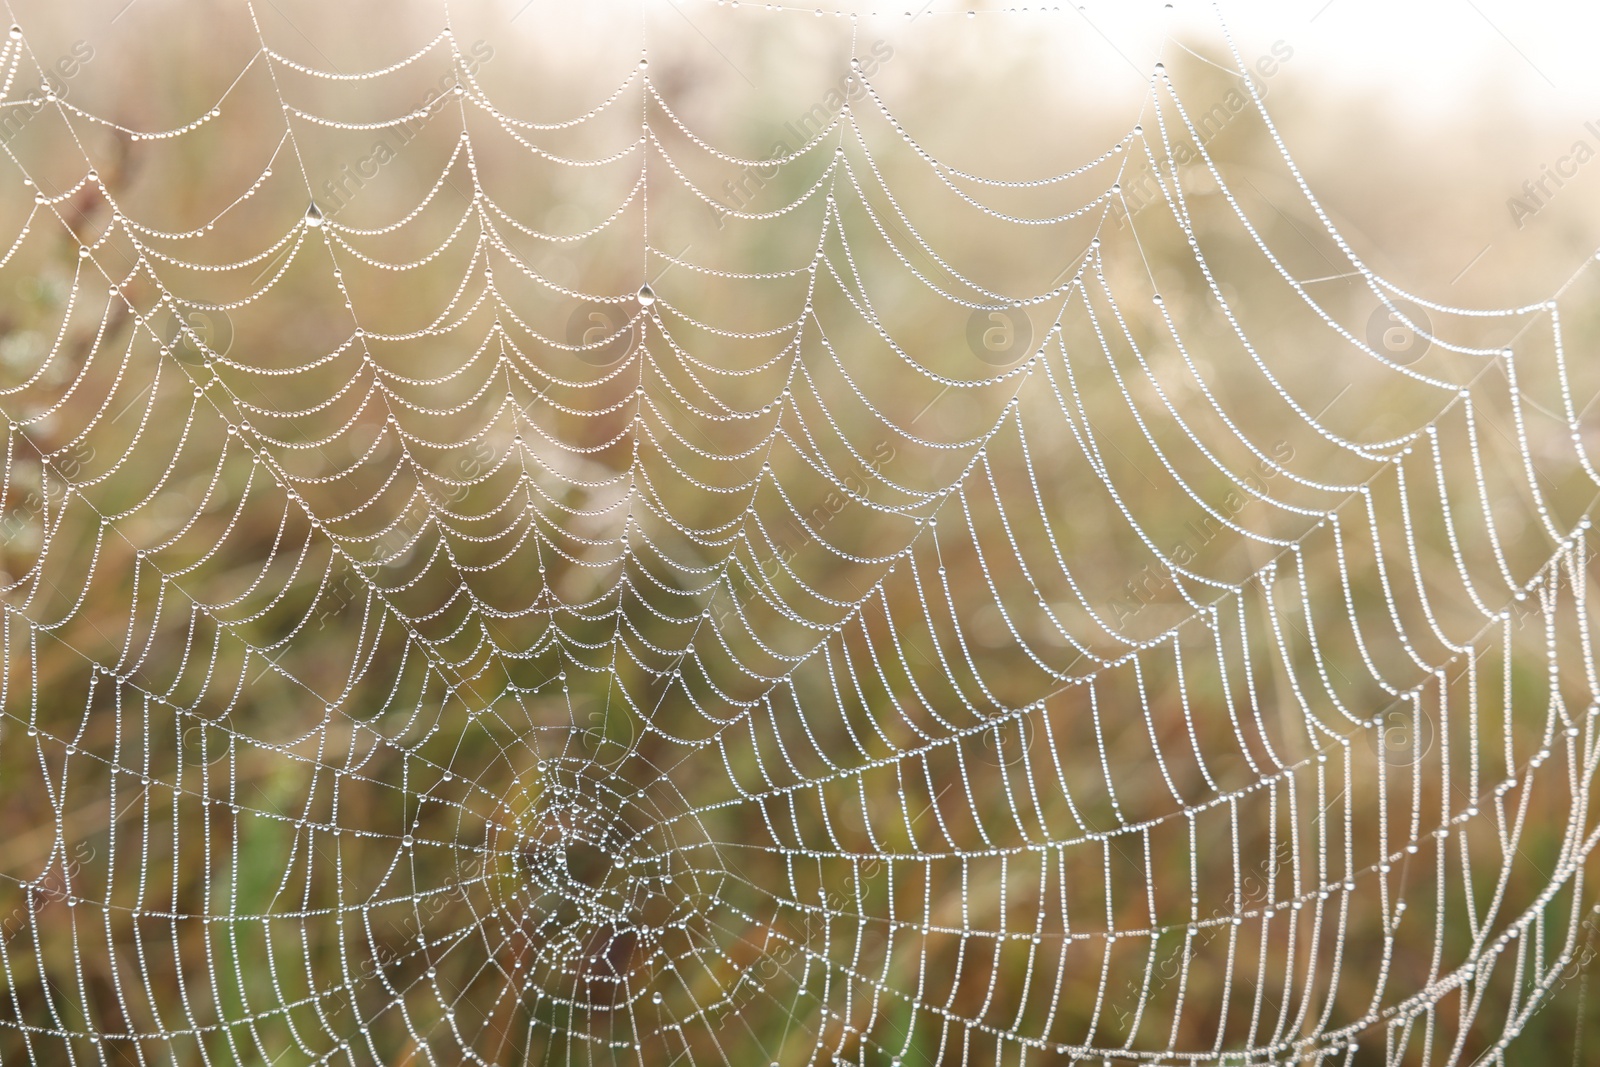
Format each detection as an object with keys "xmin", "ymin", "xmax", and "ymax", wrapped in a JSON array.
[{"xmin": 1, "ymin": 2, "xmax": 1599, "ymax": 1064}]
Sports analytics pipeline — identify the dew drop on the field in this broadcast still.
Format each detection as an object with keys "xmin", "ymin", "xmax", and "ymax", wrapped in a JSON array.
[
  {"xmin": 7, "ymin": 25, "xmax": 19, "ymax": 39},
  {"xmin": 636, "ymin": 283, "xmax": 656, "ymax": 306},
  {"xmin": 304, "ymin": 201, "xmax": 325, "ymax": 228}
]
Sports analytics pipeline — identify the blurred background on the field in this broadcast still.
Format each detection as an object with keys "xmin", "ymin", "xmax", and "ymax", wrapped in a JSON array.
[{"xmin": 1, "ymin": 1, "xmax": 1599, "ymax": 1064}]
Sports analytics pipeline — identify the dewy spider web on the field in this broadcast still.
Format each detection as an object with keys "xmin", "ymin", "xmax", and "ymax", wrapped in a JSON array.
[{"xmin": 1, "ymin": 0, "xmax": 1598, "ymax": 1064}]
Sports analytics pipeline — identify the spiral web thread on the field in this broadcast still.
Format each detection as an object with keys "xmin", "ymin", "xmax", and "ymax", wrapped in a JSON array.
[{"xmin": 1, "ymin": 2, "xmax": 1599, "ymax": 1064}]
